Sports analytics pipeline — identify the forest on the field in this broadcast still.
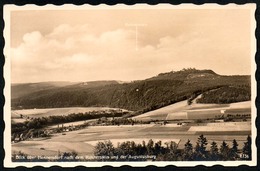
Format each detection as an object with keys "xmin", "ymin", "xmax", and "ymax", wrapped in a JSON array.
[
  {"xmin": 196, "ymin": 85, "xmax": 251, "ymax": 104},
  {"xmin": 12, "ymin": 69, "xmax": 251, "ymax": 112}
]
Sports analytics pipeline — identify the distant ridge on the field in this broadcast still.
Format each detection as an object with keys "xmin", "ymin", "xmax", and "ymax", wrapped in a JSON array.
[
  {"xmin": 11, "ymin": 81, "xmax": 79, "ymax": 99},
  {"xmin": 11, "ymin": 68, "xmax": 251, "ymax": 111},
  {"xmin": 148, "ymin": 69, "xmax": 220, "ymax": 81},
  {"xmin": 11, "ymin": 80, "xmax": 119, "ymax": 99}
]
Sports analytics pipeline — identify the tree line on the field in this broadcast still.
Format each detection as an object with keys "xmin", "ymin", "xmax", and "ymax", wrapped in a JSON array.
[
  {"xmin": 96, "ymin": 117, "xmax": 149, "ymax": 126},
  {"xmin": 93, "ymin": 135, "xmax": 252, "ymax": 161},
  {"xmin": 12, "ymin": 110, "xmax": 128, "ymax": 135}
]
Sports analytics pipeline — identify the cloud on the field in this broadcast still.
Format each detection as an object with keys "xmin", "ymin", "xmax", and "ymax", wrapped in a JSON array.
[
  {"xmin": 11, "ymin": 20, "xmax": 251, "ymax": 83},
  {"xmin": 11, "ymin": 24, "xmax": 136, "ymax": 82},
  {"xmin": 22, "ymin": 31, "xmax": 42, "ymax": 45}
]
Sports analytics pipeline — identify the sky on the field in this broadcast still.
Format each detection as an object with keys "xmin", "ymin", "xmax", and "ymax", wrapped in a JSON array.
[{"xmin": 10, "ymin": 6, "xmax": 253, "ymax": 83}]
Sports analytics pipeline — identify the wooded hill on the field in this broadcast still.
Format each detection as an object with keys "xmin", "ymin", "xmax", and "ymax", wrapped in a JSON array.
[{"xmin": 11, "ymin": 68, "xmax": 250, "ymax": 111}]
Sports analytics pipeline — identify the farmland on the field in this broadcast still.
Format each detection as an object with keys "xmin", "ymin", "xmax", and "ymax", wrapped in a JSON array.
[
  {"xmin": 12, "ymin": 122, "xmax": 250, "ymax": 157},
  {"xmin": 11, "ymin": 99, "xmax": 252, "ymax": 158},
  {"xmin": 133, "ymin": 100, "xmax": 251, "ymax": 121}
]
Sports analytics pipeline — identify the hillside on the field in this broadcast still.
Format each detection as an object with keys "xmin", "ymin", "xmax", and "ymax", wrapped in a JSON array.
[
  {"xmin": 11, "ymin": 82, "xmax": 79, "ymax": 99},
  {"xmin": 11, "ymin": 69, "xmax": 251, "ymax": 111},
  {"xmin": 11, "ymin": 81, "xmax": 119, "ymax": 99}
]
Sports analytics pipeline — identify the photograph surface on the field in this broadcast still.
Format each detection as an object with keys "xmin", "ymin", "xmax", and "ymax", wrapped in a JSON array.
[{"xmin": 3, "ymin": 4, "xmax": 257, "ymax": 167}]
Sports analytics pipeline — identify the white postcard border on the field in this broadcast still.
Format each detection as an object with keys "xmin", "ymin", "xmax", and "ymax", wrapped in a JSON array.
[{"xmin": 3, "ymin": 3, "xmax": 257, "ymax": 168}]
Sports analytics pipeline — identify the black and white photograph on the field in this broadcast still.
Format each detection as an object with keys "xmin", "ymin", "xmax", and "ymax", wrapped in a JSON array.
[{"xmin": 3, "ymin": 4, "xmax": 257, "ymax": 167}]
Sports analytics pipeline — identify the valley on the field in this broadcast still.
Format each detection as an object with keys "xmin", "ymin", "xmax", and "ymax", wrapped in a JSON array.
[
  {"xmin": 11, "ymin": 100, "xmax": 251, "ymax": 158},
  {"xmin": 10, "ymin": 69, "xmax": 252, "ymax": 161}
]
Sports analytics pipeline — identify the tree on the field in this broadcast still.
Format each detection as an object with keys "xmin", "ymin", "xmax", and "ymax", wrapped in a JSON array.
[
  {"xmin": 94, "ymin": 140, "xmax": 115, "ymax": 160},
  {"xmin": 130, "ymin": 141, "xmax": 137, "ymax": 155},
  {"xmin": 140, "ymin": 140, "xmax": 147, "ymax": 154},
  {"xmin": 163, "ymin": 141, "xmax": 179, "ymax": 161},
  {"xmin": 154, "ymin": 140, "xmax": 162, "ymax": 155},
  {"xmin": 194, "ymin": 134, "xmax": 208, "ymax": 160},
  {"xmin": 187, "ymin": 98, "xmax": 192, "ymax": 105},
  {"xmin": 220, "ymin": 141, "xmax": 230, "ymax": 160},
  {"xmin": 117, "ymin": 141, "xmax": 130, "ymax": 156},
  {"xmin": 135, "ymin": 143, "xmax": 143, "ymax": 156},
  {"xmin": 209, "ymin": 141, "xmax": 219, "ymax": 160},
  {"xmin": 183, "ymin": 139, "xmax": 193, "ymax": 161},
  {"xmin": 230, "ymin": 139, "xmax": 239, "ymax": 160},
  {"xmin": 242, "ymin": 135, "xmax": 252, "ymax": 160},
  {"xmin": 147, "ymin": 139, "xmax": 154, "ymax": 155}
]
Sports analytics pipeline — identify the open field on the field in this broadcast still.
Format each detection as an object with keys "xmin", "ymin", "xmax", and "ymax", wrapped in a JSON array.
[
  {"xmin": 133, "ymin": 100, "xmax": 251, "ymax": 121},
  {"xmin": 133, "ymin": 100, "xmax": 188, "ymax": 120},
  {"xmin": 12, "ymin": 121, "xmax": 250, "ymax": 157},
  {"xmin": 188, "ymin": 122, "xmax": 251, "ymax": 132},
  {"xmin": 11, "ymin": 107, "xmax": 129, "ymax": 121}
]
